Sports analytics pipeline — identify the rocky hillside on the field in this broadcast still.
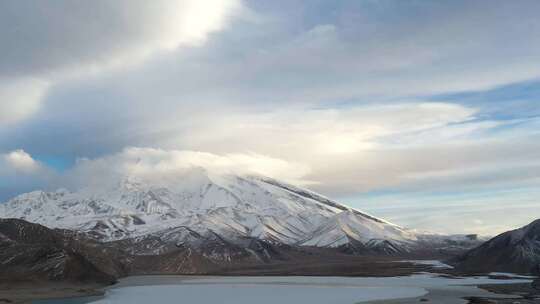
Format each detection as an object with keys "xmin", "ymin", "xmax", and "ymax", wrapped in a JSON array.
[
  {"xmin": 0, "ymin": 217, "xmax": 308, "ymax": 282},
  {"xmin": 0, "ymin": 219, "xmax": 118, "ymax": 284},
  {"xmin": 455, "ymin": 219, "xmax": 540, "ymax": 275}
]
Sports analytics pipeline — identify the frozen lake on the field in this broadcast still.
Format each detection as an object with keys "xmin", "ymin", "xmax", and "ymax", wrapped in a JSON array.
[{"xmin": 36, "ymin": 274, "xmax": 534, "ymax": 304}]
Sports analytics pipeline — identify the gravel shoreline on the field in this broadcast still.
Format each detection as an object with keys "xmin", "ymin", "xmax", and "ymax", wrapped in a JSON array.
[{"xmin": 0, "ymin": 283, "xmax": 107, "ymax": 304}]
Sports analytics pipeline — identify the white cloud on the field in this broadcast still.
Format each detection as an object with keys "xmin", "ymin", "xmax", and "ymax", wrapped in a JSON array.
[
  {"xmin": 0, "ymin": 78, "xmax": 49, "ymax": 125},
  {"xmin": 171, "ymin": 102, "xmax": 478, "ymax": 158},
  {"xmin": 42, "ymin": 101, "xmax": 540, "ymax": 198},
  {"xmin": 0, "ymin": 149, "xmax": 55, "ymax": 200},
  {"xmin": 309, "ymin": 136, "xmax": 540, "ymax": 197},
  {"xmin": 0, "ymin": 147, "xmax": 310, "ymax": 200},
  {"xmin": 0, "ymin": 0, "xmax": 242, "ymax": 124},
  {"xmin": 1, "ymin": 1, "xmax": 540, "ymax": 233},
  {"xmin": 2, "ymin": 149, "xmax": 40, "ymax": 172},
  {"xmin": 62, "ymin": 147, "xmax": 311, "ymax": 191},
  {"xmin": 0, "ymin": 0, "xmax": 243, "ymax": 77},
  {"xmin": 351, "ymin": 187, "xmax": 540, "ymax": 235},
  {"xmin": 3, "ymin": 94, "xmax": 538, "ymax": 201}
]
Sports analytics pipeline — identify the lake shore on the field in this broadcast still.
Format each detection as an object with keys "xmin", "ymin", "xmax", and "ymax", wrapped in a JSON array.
[
  {"xmin": 0, "ymin": 283, "xmax": 106, "ymax": 304},
  {"xmin": 3, "ymin": 273, "xmax": 537, "ymax": 304}
]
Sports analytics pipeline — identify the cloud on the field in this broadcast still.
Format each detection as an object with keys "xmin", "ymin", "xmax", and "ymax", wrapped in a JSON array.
[
  {"xmin": 0, "ymin": 0, "xmax": 242, "ymax": 77},
  {"xmin": 0, "ymin": 96, "xmax": 480, "ymax": 163},
  {"xmin": 173, "ymin": 102, "xmax": 478, "ymax": 158},
  {"xmin": 350, "ymin": 187, "xmax": 540, "ymax": 235},
  {"xmin": 309, "ymin": 136, "xmax": 540, "ymax": 196},
  {"xmin": 0, "ymin": 0, "xmax": 242, "ymax": 124},
  {"xmin": 62, "ymin": 147, "xmax": 311, "ymax": 191},
  {"xmin": 0, "ymin": 149, "xmax": 54, "ymax": 200},
  {"xmin": 6, "ymin": 101, "xmax": 538, "ymax": 199},
  {"xmin": 121, "ymin": 0, "xmax": 540, "ymax": 105},
  {"xmin": 3, "ymin": 1, "xmax": 540, "ymax": 142},
  {"xmin": 0, "ymin": 78, "xmax": 49, "ymax": 125},
  {"xmin": 2, "ymin": 149, "xmax": 40, "ymax": 172},
  {"xmin": 1, "ymin": 1, "xmax": 540, "ymax": 233},
  {"xmin": 0, "ymin": 147, "xmax": 310, "ymax": 200}
]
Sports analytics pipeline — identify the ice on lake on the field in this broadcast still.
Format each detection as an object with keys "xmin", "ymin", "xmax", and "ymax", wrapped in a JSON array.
[
  {"xmin": 96, "ymin": 283, "xmax": 424, "ymax": 304},
  {"xmin": 37, "ymin": 273, "xmax": 535, "ymax": 304}
]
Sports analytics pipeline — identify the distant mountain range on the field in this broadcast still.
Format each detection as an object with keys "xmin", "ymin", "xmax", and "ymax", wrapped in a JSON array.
[
  {"xmin": 2, "ymin": 168, "xmax": 536, "ymax": 285},
  {"xmin": 0, "ymin": 168, "xmax": 478, "ymax": 256}
]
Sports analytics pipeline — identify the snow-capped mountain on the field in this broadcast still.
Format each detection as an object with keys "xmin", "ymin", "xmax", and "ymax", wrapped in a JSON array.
[
  {"xmin": 299, "ymin": 210, "xmax": 417, "ymax": 253},
  {"xmin": 0, "ymin": 168, "xmax": 415, "ymax": 254},
  {"xmin": 455, "ymin": 219, "xmax": 540, "ymax": 275}
]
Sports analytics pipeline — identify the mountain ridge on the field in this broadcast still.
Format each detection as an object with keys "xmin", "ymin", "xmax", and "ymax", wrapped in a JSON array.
[
  {"xmin": 0, "ymin": 169, "xmax": 419, "ymax": 255},
  {"xmin": 455, "ymin": 219, "xmax": 540, "ymax": 275}
]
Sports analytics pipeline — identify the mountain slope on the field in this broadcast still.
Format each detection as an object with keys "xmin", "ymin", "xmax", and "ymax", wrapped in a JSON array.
[
  {"xmin": 0, "ymin": 219, "xmax": 117, "ymax": 284},
  {"xmin": 0, "ymin": 168, "xmax": 416, "ymax": 252},
  {"xmin": 299, "ymin": 210, "xmax": 416, "ymax": 254},
  {"xmin": 455, "ymin": 219, "xmax": 540, "ymax": 275}
]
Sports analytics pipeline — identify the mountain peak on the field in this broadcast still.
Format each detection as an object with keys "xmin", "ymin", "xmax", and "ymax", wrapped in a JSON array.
[{"xmin": 1, "ymin": 171, "xmax": 418, "ymax": 253}]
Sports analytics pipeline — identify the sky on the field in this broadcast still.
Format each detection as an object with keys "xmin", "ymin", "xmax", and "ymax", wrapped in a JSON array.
[{"xmin": 1, "ymin": 0, "xmax": 539, "ymax": 235}]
